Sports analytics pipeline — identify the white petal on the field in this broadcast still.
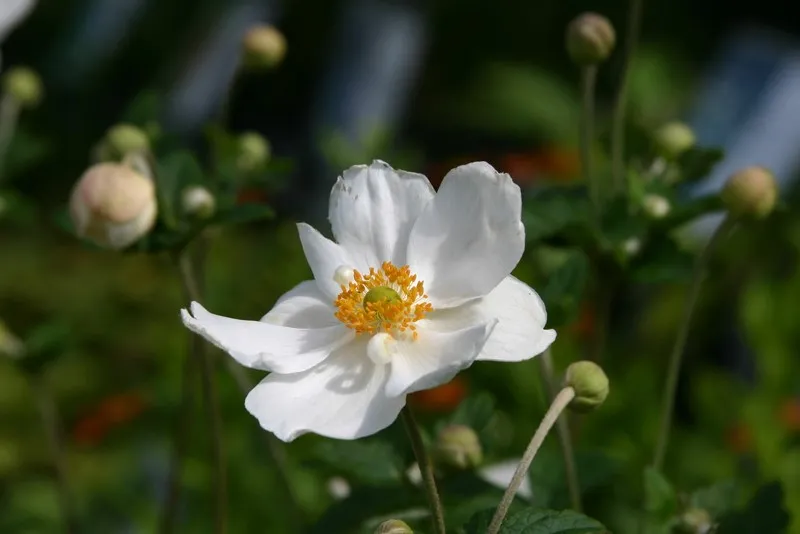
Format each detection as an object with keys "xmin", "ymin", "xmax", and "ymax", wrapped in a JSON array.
[
  {"xmin": 297, "ymin": 222, "xmax": 354, "ymax": 300},
  {"xmin": 385, "ymin": 320, "xmax": 497, "ymax": 397},
  {"xmin": 407, "ymin": 162, "xmax": 525, "ymax": 308},
  {"xmin": 260, "ymin": 280, "xmax": 339, "ymax": 328},
  {"xmin": 0, "ymin": 0, "xmax": 35, "ymax": 42},
  {"xmin": 329, "ymin": 160, "xmax": 435, "ymax": 267},
  {"xmin": 182, "ymin": 302, "xmax": 352, "ymax": 374},
  {"xmin": 479, "ymin": 459, "xmax": 533, "ymax": 500},
  {"xmin": 244, "ymin": 338, "xmax": 406, "ymax": 441},
  {"xmin": 427, "ymin": 275, "xmax": 556, "ymax": 362}
]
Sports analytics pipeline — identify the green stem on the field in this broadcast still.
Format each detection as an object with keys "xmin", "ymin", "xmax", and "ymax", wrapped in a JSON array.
[
  {"xmin": 32, "ymin": 376, "xmax": 78, "ymax": 534},
  {"xmin": 652, "ymin": 218, "xmax": 735, "ymax": 470},
  {"xmin": 0, "ymin": 94, "xmax": 21, "ymax": 184},
  {"xmin": 177, "ymin": 251, "xmax": 227, "ymax": 534},
  {"xmin": 488, "ymin": 387, "xmax": 577, "ymax": 534},
  {"xmin": 539, "ymin": 350, "xmax": 582, "ymax": 511},
  {"xmin": 610, "ymin": 0, "xmax": 644, "ymax": 194},
  {"xmin": 401, "ymin": 406, "xmax": 446, "ymax": 534},
  {"xmin": 580, "ymin": 65, "xmax": 599, "ymax": 209}
]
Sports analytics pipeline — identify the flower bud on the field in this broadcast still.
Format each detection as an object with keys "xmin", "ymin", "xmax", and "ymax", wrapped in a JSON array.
[
  {"xmin": 722, "ymin": 166, "xmax": 777, "ymax": 219},
  {"xmin": 2, "ymin": 67, "xmax": 43, "ymax": 108},
  {"xmin": 375, "ymin": 519, "xmax": 413, "ymax": 534},
  {"xmin": 242, "ymin": 25, "xmax": 287, "ymax": 69},
  {"xmin": 642, "ymin": 194, "xmax": 671, "ymax": 219},
  {"xmin": 0, "ymin": 320, "xmax": 24, "ymax": 359},
  {"xmin": 106, "ymin": 124, "xmax": 150, "ymax": 158},
  {"xmin": 326, "ymin": 476, "xmax": 351, "ymax": 500},
  {"xmin": 675, "ymin": 508, "xmax": 713, "ymax": 534},
  {"xmin": 653, "ymin": 122, "xmax": 695, "ymax": 159},
  {"xmin": 434, "ymin": 424, "xmax": 483, "ymax": 470},
  {"xmin": 69, "ymin": 163, "xmax": 157, "ymax": 250},
  {"xmin": 566, "ymin": 13, "xmax": 616, "ymax": 65},
  {"xmin": 236, "ymin": 131, "xmax": 271, "ymax": 172},
  {"xmin": 622, "ymin": 237, "xmax": 642, "ymax": 257},
  {"xmin": 181, "ymin": 186, "xmax": 216, "ymax": 219},
  {"xmin": 564, "ymin": 361, "xmax": 609, "ymax": 413}
]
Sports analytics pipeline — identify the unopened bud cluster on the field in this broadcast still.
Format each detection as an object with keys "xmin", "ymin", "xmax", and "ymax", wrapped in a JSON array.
[
  {"xmin": 722, "ymin": 166, "xmax": 777, "ymax": 219},
  {"xmin": 566, "ymin": 13, "xmax": 616, "ymax": 65},
  {"xmin": 564, "ymin": 361, "xmax": 609, "ymax": 412}
]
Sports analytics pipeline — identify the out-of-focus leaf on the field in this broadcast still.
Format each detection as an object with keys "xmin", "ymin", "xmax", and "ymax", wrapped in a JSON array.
[
  {"xmin": 643, "ymin": 468, "xmax": 678, "ymax": 524},
  {"xmin": 444, "ymin": 392, "xmax": 495, "ymax": 435},
  {"xmin": 2, "ymin": 129, "xmax": 50, "ymax": 179},
  {"xmin": 630, "ymin": 236, "xmax": 694, "ymax": 284},
  {"xmin": 18, "ymin": 322, "xmax": 73, "ymax": 374},
  {"xmin": 690, "ymin": 480, "xmax": 741, "ymax": 518},
  {"xmin": 528, "ymin": 447, "xmax": 620, "ymax": 509},
  {"xmin": 464, "ymin": 508, "xmax": 605, "ymax": 534},
  {"xmin": 309, "ymin": 485, "xmax": 422, "ymax": 534},
  {"xmin": 0, "ymin": 189, "xmax": 35, "ymax": 225},
  {"xmin": 677, "ymin": 147, "xmax": 724, "ymax": 183},
  {"xmin": 539, "ymin": 248, "xmax": 589, "ymax": 327},
  {"xmin": 122, "ymin": 90, "xmax": 161, "ymax": 126},
  {"xmin": 210, "ymin": 203, "xmax": 274, "ymax": 226},
  {"xmin": 716, "ymin": 481, "xmax": 789, "ymax": 534},
  {"xmin": 312, "ymin": 438, "xmax": 405, "ymax": 486},
  {"xmin": 658, "ymin": 195, "xmax": 722, "ymax": 230},
  {"xmin": 522, "ymin": 186, "xmax": 590, "ymax": 242}
]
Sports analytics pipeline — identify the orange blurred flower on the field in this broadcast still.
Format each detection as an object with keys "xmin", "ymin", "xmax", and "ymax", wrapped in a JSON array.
[
  {"xmin": 71, "ymin": 391, "xmax": 146, "ymax": 446},
  {"xmin": 725, "ymin": 423, "xmax": 753, "ymax": 454},
  {"xmin": 409, "ymin": 376, "xmax": 468, "ymax": 413},
  {"xmin": 779, "ymin": 398, "xmax": 800, "ymax": 432}
]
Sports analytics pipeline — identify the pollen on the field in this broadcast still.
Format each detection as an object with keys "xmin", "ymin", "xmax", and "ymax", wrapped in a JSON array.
[{"xmin": 334, "ymin": 262, "xmax": 433, "ymax": 339}]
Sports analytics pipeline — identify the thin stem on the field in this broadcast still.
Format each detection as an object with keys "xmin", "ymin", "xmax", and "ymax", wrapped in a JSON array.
[
  {"xmin": 177, "ymin": 252, "xmax": 227, "ymax": 534},
  {"xmin": 539, "ymin": 350, "xmax": 582, "ymax": 511},
  {"xmin": 488, "ymin": 387, "xmax": 577, "ymax": 534},
  {"xmin": 652, "ymin": 218, "xmax": 735, "ymax": 470},
  {"xmin": 401, "ymin": 406, "xmax": 446, "ymax": 534},
  {"xmin": 580, "ymin": 66, "xmax": 599, "ymax": 209},
  {"xmin": 32, "ymin": 376, "xmax": 77, "ymax": 534},
  {"xmin": 0, "ymin": 94, "xmax": 21, "ymax": 184},
  {"xmin": 158, "ymin": 345, "xmax": 197, "ymax": 534},
  {"xmin": 610, "ymin": 0, "xmax": 644, "ymax": 194}
]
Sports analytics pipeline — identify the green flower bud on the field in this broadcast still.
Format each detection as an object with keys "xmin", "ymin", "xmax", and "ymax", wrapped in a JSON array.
[
  {"xmin": 0, "ymin": 320, "xmax": 24, "ymax": 359},
  {"xmin": 674, "ymin": 508, "xmax": 713, "ymax": 534},
  {"xmin": 69, "ymin": 163, "xmax": 157, "ymax": 250},
  {"xmin": 722, "ymin": 166, "xmax": 777, "ymax": 219},
  {"xmin": 653, "ymin": 122, "xmax": 695, "ymax": 159},
  {"xmin": 2, "ymin": 67, "xmax": 43, "ymax": 108},
  {"xmin": 375, "ymin": 519, "xmax": 413, "ymax": 534},
  {"xmin": 642, "ymin": 194, "xmax": 671, "ymax": 219},
  {"xmin": 564, "ymin": 361, "xmax": 609, "ymax": 413},
  {"xmin": 106, "ymin": 124, "xmax": 150, "ymax": 158},
  {"xmin": 566, "ymin": 13, "xmax": 616, "ymax": 65},
  {"xmin": 236, "ymin": 131, "xmax": 271, "ymax": 172},
  {"xmin": 181, "ymin": 186, "xmax": 216, "ymax": 219},
  {"xmin": 242, "ymin": 25, "xmax": 287, "ymax": 69},
  {"xmin": 434, "ymin": 424, "xmax": 483, "ymax": 470}
]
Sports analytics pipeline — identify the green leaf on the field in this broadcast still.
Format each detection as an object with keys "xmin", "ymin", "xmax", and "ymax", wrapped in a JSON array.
[
  {"xmin": 630, "ymin": 236, "xmax": 694, "ymax": 284},
  {"xmin": 658, "ymin": 195, "xmax": 722, "ymax": 230},
  {"xmin": 716, "ymin": 481, "xmax": 790, "ymax": 534},
  {"xmin": 309, "ymin": 485, "xmax": 422, "ymax": 534},
  {"xmin": 210, "ymin": 203, "xmax": 275, "ymax": 226},
  {"xmin": 464, "ymin": 508, "xmax": 605, "ymax": 534},
  {"xmin": 312, "ymin": 438, "xmax": 405, "ymax": 486},
  {"xmin": 522, "ymin": 186, "xmax": 590, "ymax": 243},
  {"xmin": 643, "ymin": 468, "xmax": 678, "ymax": 523},
  {"xmin": 539, "ymin": 249, "xmax": 589, "ymax": 327},
  {"xmin": 690, "ymin": 480, "xmax": 741, "ymax": 518},
  {"xmin": 528, "ymin": 448, "xmax": 620, "ymax": 509},
  {"xmin": 446, "ymin": 393, "xmax": 495, "ymax": 433},
  {"xmin": 1, "ymin": 128, "xmax": 50, "ymax": 179},
  {"xmin": 18, "ymin": 322, "xmax": 73, "ymax": 374},
  {"xmin": 677, "ymin": 147, "xmax": 724, "ymax": 182}
]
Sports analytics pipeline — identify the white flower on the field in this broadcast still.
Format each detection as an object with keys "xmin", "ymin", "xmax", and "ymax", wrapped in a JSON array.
[
  {"xmin": 0, "ymin": 0, "xmax": 36, "ymax": 67},
  {"xmin": 182, "ymin": 160, "xmax": 556, "ymax": 441}
]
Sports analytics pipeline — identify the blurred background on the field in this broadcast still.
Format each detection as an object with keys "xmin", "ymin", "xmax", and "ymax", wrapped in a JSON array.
[{"xmin": 2, "ymin": 0, "xmax": 800, "ymax": 532}]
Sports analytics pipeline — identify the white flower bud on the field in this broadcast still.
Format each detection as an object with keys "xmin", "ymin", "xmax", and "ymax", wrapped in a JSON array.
[
  {"xmin": 642, "ymin": 194, "xmax": 671, "ymax": 219},
  {"xmin": 675, "ymin": 508, "xmax": 713, "ymax": 534},
  {"xmin": 622, "ymin": 237, "xmax": 642, "ymax": 257},
  {"xmin": 564, "ymin": 361, "xmax": 609, "ymax": 413},
  {"xmin": 326, "ymin": 476, "xmax": 351, "ymax": 500},
  {"xmin": 653, "ymin": 122, "xmax": 695, "ymax": 159},
  {"xmin": 242, "ymin": 25, "xmax": 287, "ymax": 69},
  {"xmin": 236, "ymin": 132, "xmax": 271, "ymax": 173},
  {"xmin": 375, "ymin": 519, "xmax": 413, "ymax": 534},
  {"xmin": 435, "ymin": 424, "xmax": 483, "ymax": 470},
  {"xmin": 2, "ymin": 67, "xmax": 43, "ymax": 108},
  {"xmin": 181, "ymin": 186, "xmax": 216, "ymax": 219},
  {"xmin": 722, "ymin": 166, "xmax": 777, "ymax": 219},
  {"xmin": 69, "ymin": 163, "xmax": 157, "ymax": 250}
]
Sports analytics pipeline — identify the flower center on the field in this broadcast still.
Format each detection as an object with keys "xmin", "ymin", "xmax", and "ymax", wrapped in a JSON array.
[{"xmin": 334, "ymin": 261, "xmax": 433, "ymax": 339}]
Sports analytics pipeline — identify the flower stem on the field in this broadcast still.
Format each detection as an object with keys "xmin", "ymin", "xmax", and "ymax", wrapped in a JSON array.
[
  {"xmin": 400, "ymin": 405, "xmax": 446, "ymax": 534},
  {"xmin": 487, "ymin": 387, "xmax": 577, "ymax": 534},
  {"xmin": 653, "ymin": 218, "xmax": 735, "ymax": 470},
  {"xmin": 0, "ymin": 94, "xmax": 21, "ymax": 184},
  {"xmin": 610, "ymin": 0, "xmax": 644, "ymax": 194},
  {"xmin": 539, "ymin": 350, "xmax": 582, "ymax": 511},
  {"xmin": 31, "ymin": 375, "xmax": 78, "ymax": 534},
  {"xmin": 177, "ymin": 251, "xmax": 227, "ymax": 534},
  {"xmin": 580, "ymin": 65, "xmax": 599, "ymax": 209}
]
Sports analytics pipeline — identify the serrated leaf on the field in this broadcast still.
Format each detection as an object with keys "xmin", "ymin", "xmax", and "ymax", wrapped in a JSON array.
[
  {"xmin": 716, "ymin": 481, "xmax": 789, "ymax": 534},
  {"xmin": 677, "ymin": 147, "xmax": 724, "ymax": 182},
  {"xmin": 464, "ymin": 508, "xmax": 605, "ymax": 534},
  {"xmin": 539, "ymin": 249, "xmax": 589, "ymax": 327},
  {"xmin": 312, "ymin": 439, "xmax": 405, "ymax": 486},
  {"xmin": 643, "ymin": 468, "xmax": 678, "ymax": 522}
]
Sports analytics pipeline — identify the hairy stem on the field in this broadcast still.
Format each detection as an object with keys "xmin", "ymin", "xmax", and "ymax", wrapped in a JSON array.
[
  {"xmin": 653, "ymin": 218, "xmax": 735, "ymax": 469},
  {"xmin": 580, "ymin": 65, "xmax": 599, "ymax": 209},
  {"xmin": 401, "ymin": 406, "xmax": 446, "ymax": 534},
  {"xmin": 488, "ymin": 387, "xmax": 577, "ymax": 534}
]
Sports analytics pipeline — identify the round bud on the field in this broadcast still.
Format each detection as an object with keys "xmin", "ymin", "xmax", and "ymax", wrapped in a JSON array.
[
  {"xmin": 181, "ymin": 186, "xmax": 216, "ymax": 219},
  {"xmin": 375, "ymin": 519, "xmax": 413, "ymax": 534},
  {"xmin": 622, "ymin": 237, "xmax": 642, "ymax": 258},
  {"xmin": 642, "ymin": 194, "xmax": 671, "ymax": 219},
  {"xmin": 564, "ymin": 361, "xmax": 609, "ymax": 413},
  {"xmin": 242, "ymin": 25, "xmax": 287, "ymax": 69},
  {"xmin": 434, "ymin": 424, "xmax": 483, "ymax": 470},
  {"xmin": 106, "ymin": 124, "xmax": 150, "ymax": 158},
  {"xmin": 653, "ymin": 122, "xmax": 695, "ymax": 159},
  {"xmin": 69, "ymin": 163, "xmax": 157, "ymax": 250},
  {"xmin": 566, "ymin": 13, "xmax": 616, "ymax": 65},
  {"xmin": 326, "ymin": 476, "xmax": 351, "ymax": 500},
  {"xmin": 2, "ymin": 67, "xmax": 43, "ymax": 108},
  {"xmin": 722, "ymin": 166, "xmax": 777, "ymax": 219},
  {"xmin": 675, "ymin": 508, "xmax": 713, "ymax": 534},
  {"xmin": 0, "ymin": 320, "xmax": 24, "ymax": 359},
  {"xmin": 236, "ymin": 131, "xmax": 271, "ymax": 172}
]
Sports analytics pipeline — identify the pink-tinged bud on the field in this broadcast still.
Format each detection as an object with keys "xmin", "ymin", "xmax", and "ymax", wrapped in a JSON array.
[
  {"xmin": 722, "ymin": 166, "xmax": 778, "ymax": 219},
  {"xmin": 69, "ymin": 163, "xmax": 157, "ymax": 250}
]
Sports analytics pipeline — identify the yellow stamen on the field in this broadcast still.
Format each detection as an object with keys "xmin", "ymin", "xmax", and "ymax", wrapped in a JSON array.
[{"xmin": 334, "ymin": 261, "xmax": 433, "ymax": 339}]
